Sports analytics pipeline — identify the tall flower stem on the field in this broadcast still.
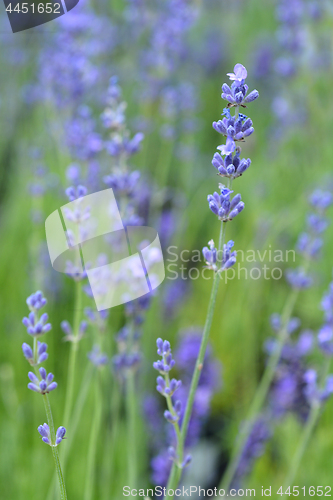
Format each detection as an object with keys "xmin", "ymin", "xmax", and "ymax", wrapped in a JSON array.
[
  {"xmin": 47, "ymin": 364, "xmax": 94, "ymax": 500},
  {"xmin": 63, "ymin": 280, "xmax": 82, "ymax": 427},
  {"xmin": 84, "ymin": 370, "xmax": 103, "ymax": 500},
  {"xmin": 126, "ymin": 369, "xmax": 138, "ymax": 488},
  {"xmin": 220, "ymin": 263, "xmax": 309, "ymax": 492},
  {"xmin": 166, "ymin": 180, "xmax": 231, "ymax": 498},
  {"xmin": 101, "ymin": 382, "xmax": 121, "ymax": 500},
  {"xmin": 283, "ymin": 357, "xmax": 331, "ymax": 489},
  {"xmin": 43, "ymin": 394, "xmax": 67, "ymax": 500}
]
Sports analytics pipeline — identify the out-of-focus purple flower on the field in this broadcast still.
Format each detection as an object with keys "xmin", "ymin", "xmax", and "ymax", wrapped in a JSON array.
[
  {"xmin": 88, "ymin": 345, "xmax": 109, "ymax": 367},
  {"xmin": 321, "ymin": 282, "xmax": 333, "ymax": 324},
  {"xmin": 103, "ymin": 170, "xmax": 140, "ymax": 196},
  {"xmin": 28, "ymin": 368, "xmax": 57, "ymax": 394},
  {"xmin": 270, "ymin": 314, "xmax": 301, "ymax": 334},
  {"xmin": 274, "ymin": 57, "xmax": 296, "ymax": 78},
  {"xmin": 309, "ymin": 189, "xmax": 333, "ymax": 211},
  {"xmin": 65, "ymin": 184, "xmax": 88, "ymax": 202},
  {"xmin": 318, "ymin": 325, "xmax": 333, "ymax": 356},
  {"xmin": 307, "ymin": 213, "xmax": 328, "ymax": 234},
  {"xmin": 151, "ymin": 451, "xmax": 172, "ymax": 486},
  {"xmin": 162, "ymin": 279, "xmax": 190, "ymax": 320},
  {"xmin": 66, "ymin": 164, "xmax": 81, "ymax": 184},
  {"xmin": 286, "ymin": 267, "xmax": 312, "ymax": 289},
  {"xmin": 297, "ymin": 232, "xmax": 323, "ymax": 258},
  {"xmin": 267, "ymin": 328, "xmax": 313, "ymax": 420},
  {"xmin": 303, "ymin": 369, "xmax": 333, "ymax": 404},
  {"xmin": 61, "ymin": 320, "xmax": 87, "ymax": 343},
  {"xmin": 232, "ymin": 417, "xmax": 271, "ymax": 487}
]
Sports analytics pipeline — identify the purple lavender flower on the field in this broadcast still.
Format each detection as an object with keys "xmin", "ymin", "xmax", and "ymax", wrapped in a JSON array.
[
  {"xmin": 222, "ymin": 64, "xmax": 259, "ymax": 107},
  {"xmin": 65, "ymin": 185, "xmax": 88, "ymax": 202},
  {"xmin": 297, "ymin": 232, "xmax": 323, "ymax": 259},
  {"xmin": 213, "ymin": 109, "xmax": 254, "ymax": 142},
  {"xmin": 162, "ymin": 279, "xmax": 190, "ymax": 320},
  {"xmin": 270, "ymin": 314, "xmax": 301, "ymax": 335},
  {"xmin": 303, "ymin": 369, "xmax": 333, "ymax": 404},
  {"xmin": 28, "ymin": 368, "xmax": 57, "ymax": 394},
  {"xmin": 61, "ymin": 320, "xmax": 87, "ymax": 343},
  {"xmin": 207, "ymin": 186, "xmax": 244, "ymax": 222},
  {"xmin": 318, "ymin": 325, "xmax": 333, "ymax": 356},
  {"xmin": 88, "ymin": 345, "xmax": 109, "ymax": 367},
  {"xmin": 307, "ymin": 213, "xmax": 329, "ymax": 234},
  {"xmin": 202, "ymin": 239, "xmax": 237, "ymax": 272},
  {"xmin": 267, "ymin": 328, "xmax": 314, "ymax": 420},
  {"xmin": 286, "ymin": 267, "xmax": 313, "ymax": 289},
  {"xmin": 26, "ymin": 291, "xmax": 47, "ymax": 311},
  {"xmin": 233, "ymin": 417, "xmax": 271, "ymax": 487},
  {"xmin": 212, "ymin": 149, "xmax": 251, "ymax": 180},
  {"xmin": 103, "ymin": 170, "xmax": 140, "ymax": 197},
  {"xmin": 309, "ymin": 189, "xmax": 333, "ymax": 211},
  {"xmin": 202, "ymin": 239, "xmax": 218, "ymax": 271},
  {"xmin": 321, "ymin": 282, "xmax": 333, "ymax": 324},
  {"xmin": 22, "ymin": 341, "xmax": 48, "ymax": 365},
  {"xmin": 153, "ymin": 339, "xmax": 176, "ymax": 374},
  {"xmin": 227, "ymin": 63, "xmax": 248, "ymax": 85},
  {"xmin": 22, "ymin": 312, "xmax": 52, "ymax": 337},
  {"xmin": 38, "ymin": 423, "xmax": 66, "ymax": 446},
  {"xmin": 113, "ymin": 352, "xmax": 141, "ymax": 375}
]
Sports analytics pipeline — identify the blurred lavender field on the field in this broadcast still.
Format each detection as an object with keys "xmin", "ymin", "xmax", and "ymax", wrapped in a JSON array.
[{"xmin": 1, "ymin": 0, "xmax": 333, "ymax": 499}]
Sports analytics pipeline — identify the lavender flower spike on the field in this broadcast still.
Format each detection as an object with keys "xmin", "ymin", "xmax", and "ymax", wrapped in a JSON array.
[
  {"xmin": 207, "ymin": 185, "xmax": 244, "ymax": 222},
  {"xmin": 227, "ymin": 63, "xmax": 248, "ymax": 85},
  {"xmin": 153, "ymin": 338, "xmax": 188, "ymax": 470},
  {"xmin": 22, "ymin": 311, "xmax": 52, "ymax": 337},
  {"xmin": 153, "ymin": 339, "xmax": 176, "ymax": 374},
  {"xmin": 222, "ymin": 63, "xmax": 259, "ymax": 108},
  {"xmin": 38, "ymin": 423, "xmax": 66, "ymax": 446},
  {"xmin": 88, "ymin": 345, "xmax": 109, "ymax": 367},
  {"xmin": 22, "ymin": 341, "xmax": 48, "ymax": 365},
  {"xmin": 28, "ymin": 367, "xmax": 57, "ymax": 394},
  {"xmin": 26, "ymin": 290, "xmax": 47, "ymax": 311},
  {"xmin": 202, "ymin": 240, "xmax": 237, "ymax": 272}
]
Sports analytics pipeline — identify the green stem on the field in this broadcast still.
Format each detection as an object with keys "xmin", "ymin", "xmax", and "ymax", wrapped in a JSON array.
[
  {"xmin": 63, "ymin": 280, "xmax": 82, "ymax": 427},
  {"xmin": 126, "ymin": 370, "xmax": 138, "ymax": 488},
  {"xmin": 84, "ymin": 370, "xmax": 103, "ymax": 500},
  {"xmin": 43, "ymin": 395, "xmax": 67, "ymax": 500},
  {"xmin": 101, "ymin": 383, "xmax": 121, "ymax": 500},
  {"xmin": 165, "ymin": 372, "xmax": 182, "ymax": 459},
  {"xmin": 46, "ymin": 364, "xmax": 94, "ymax": 500},
  {"xmin": 125, "ymin": 319, "xmax": 139, "ymax": 489},
  {"xmin": 220, "ymin": 262, "xmax": 310, "ymax": 492},
  {"xmin": 283, "ymin": 357, "xmax": 331, "ymax": 488},
  {"xmin": 166, "ymin": 178, "xmax": 231, "ymax": 498}
]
